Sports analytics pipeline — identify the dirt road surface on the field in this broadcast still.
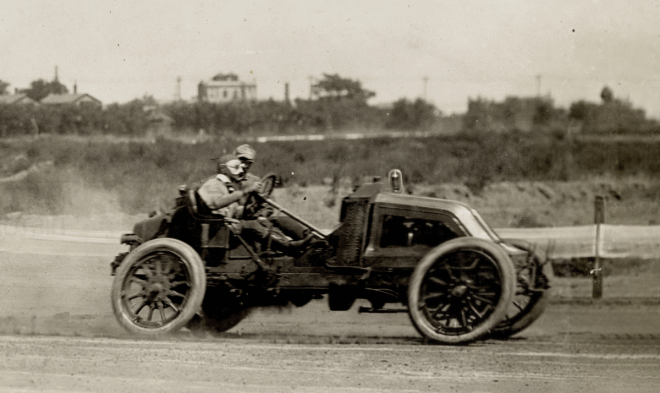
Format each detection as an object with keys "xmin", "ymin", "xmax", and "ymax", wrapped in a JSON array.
[{"xmin": 0, "ymin": 232, "xmax": 659, "ymax": 392}]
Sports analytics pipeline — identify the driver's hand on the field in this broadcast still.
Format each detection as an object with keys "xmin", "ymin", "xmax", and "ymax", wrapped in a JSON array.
[{"xmin": 244, "ymin": 181, "xmax": 262, "ymax": 194}]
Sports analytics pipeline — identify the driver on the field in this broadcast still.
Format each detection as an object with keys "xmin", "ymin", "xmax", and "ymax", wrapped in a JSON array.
[
  {"xmin": 197, "ymin": 153, "xmax": 257, "ymax": 217},
  {"xmin": 198, "ymin": 154, "xmax": 313, "ymax": 255}
]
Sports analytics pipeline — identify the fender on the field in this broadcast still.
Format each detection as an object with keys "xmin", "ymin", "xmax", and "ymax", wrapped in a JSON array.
[{"xmin": 132, "ymin": 213, "xmax": 169, "ymax": 242}]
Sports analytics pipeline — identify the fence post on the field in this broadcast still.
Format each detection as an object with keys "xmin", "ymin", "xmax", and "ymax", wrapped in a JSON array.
[{"xmin": 592, "ymin": 196, "xmax": 605, "ymax": 299}]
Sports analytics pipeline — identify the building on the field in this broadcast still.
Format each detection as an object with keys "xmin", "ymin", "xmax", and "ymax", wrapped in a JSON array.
[
  {"xmin": 198, "ymin": 73, "xmax": 256, "ymax": 103},
  {"xmin": 40, "ymin": 93, "xmax": 102, "ymax": 107},
  {"xmin": 0, "ymin": 94, "xmax": 38, "ymax": 106}
]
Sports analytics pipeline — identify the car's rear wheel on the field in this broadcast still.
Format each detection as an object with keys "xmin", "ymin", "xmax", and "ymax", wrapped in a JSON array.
[
  {"xmin": 490, "ymin": 239, "xmax": 552, "ymax": 338},
  {"xmin": 111, "ymin": 238, "xmax": 206, "ymax": 336},
  {"xmin": 408, "ymin": 237, "xmax": 516, "ymax": 344}
]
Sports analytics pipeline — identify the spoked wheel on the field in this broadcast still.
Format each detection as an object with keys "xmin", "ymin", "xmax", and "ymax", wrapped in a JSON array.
[
  {"xmin": 408, "ymin": 238, "xmax": 516, "ymax": 344},
  {"xmin": 111, "ymin": 238, "xmax": 206, "ymax": 336},
  {"xmin": 490, "ymin": 239, "xmax": 552, "ymax": 339}
]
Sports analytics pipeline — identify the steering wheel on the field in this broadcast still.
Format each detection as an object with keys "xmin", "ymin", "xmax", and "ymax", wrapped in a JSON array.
[
  {"xmin": 242, "ymin": 173, "xmax": 277, "ymax": 219},
  {"xmin": 258, "ymin": 173, "xmax": 276, "ymax": 199}
]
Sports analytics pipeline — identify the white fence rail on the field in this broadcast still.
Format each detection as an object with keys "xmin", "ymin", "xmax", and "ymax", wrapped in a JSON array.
[
  {"xmin": 3, "ymin": 224, "xmax": 660, "ymax": 260},
  {"xmin": 499, "ymin": 225, "xmax": 660, "ymax": 259}
]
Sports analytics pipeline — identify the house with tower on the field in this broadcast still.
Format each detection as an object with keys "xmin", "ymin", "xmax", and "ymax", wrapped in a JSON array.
[{"xmin": 197, "ymin": 73, "xmax": 257, "ymax": 103}]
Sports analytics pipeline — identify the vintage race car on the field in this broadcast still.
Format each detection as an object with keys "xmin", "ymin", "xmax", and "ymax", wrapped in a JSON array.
[{"xmin": 110, "ymin": 169, "xmax": 551, "ymax": 344}]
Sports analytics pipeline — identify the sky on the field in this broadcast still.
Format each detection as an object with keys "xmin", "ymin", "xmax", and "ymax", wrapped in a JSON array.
[{"xmin": 2, "ymin": 0, "xmax": 660, "ymax": 117}]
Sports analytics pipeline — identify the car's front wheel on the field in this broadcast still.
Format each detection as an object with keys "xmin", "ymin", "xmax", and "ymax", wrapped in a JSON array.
[
  {"xmin": 407, "ymin": 237, "xmax": 516, "ymax": 344},
  {"xmin": 111, "ymin": 238, "xmax": 206, "ymax": 336}
]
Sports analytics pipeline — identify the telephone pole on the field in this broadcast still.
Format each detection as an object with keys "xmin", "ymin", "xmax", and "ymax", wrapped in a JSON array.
[
  {"xmin": 536, "ymin": 74, "xmax": 541, "ymax": 97},
  {"xmin": 175, "ymin": 76, "xmax": 181, "ymax": 101},
  {"xmin": 308, "ymin": 75, "xmax": 315, "ymax": 99},
  {"xmin": 422, "ymin": 76, "xmax": 429, "ymax": 100}
]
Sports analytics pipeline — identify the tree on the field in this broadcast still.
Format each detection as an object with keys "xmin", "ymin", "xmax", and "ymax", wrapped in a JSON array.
[
  {"xmin": 533, "ymin": 99, "xmax": 554, "ymax": 125},
  {"xmin": 303, "ymin": 73, "xmax": 378, "ymax": 130},
  {"xmin": 386, "ymin": 98, "xmax": 437, "ymax": 130},
  {"xmin": 600, "ymin": 86, "xmax": 614, "ymax": 103},
  {"xmin": 24, "ymin": 79, "xmax": 69, "ymax": 101},
  {"xmin": 0, "ymin": 80, "xmax": 9, "ymax": 95},
  {"xmin": 312, "ymin": 73, "xmax": 375, "ymax": 103},
  {"xmin": 568, "ymin": 100, "xmax": 596, "ymax": 121}
]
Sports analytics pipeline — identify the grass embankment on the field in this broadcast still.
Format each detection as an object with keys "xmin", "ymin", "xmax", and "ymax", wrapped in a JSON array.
[{"xmin": 3, "ymin": 132, "xmax": 660, "ymax": 229}]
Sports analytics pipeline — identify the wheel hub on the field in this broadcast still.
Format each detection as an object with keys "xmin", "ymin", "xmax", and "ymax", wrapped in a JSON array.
[
  {"xmin": 145, "ymin": 275, "xmax": 170, "ymax": 301},
  {"xmin": 451, "ymin": 284, "xmax": 468, "ymax": 298}
]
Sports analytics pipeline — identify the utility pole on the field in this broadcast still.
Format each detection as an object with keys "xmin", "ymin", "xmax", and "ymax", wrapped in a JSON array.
[
  {"xmin": 422, "ymin": 76, "xmax": 429, "ymax": 100},
  {"xmin": 536, "ymin": 74, "xmax": 541, "ymax": 97},
  {"xmin": 175, "ymin": 76, "xmax": 181, "ymax": 101},
  {"xmin": 308, "ymin": 75, "xmax": 315, "ymax": 99}
]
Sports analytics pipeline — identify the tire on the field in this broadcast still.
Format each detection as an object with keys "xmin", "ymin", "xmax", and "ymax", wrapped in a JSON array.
[
  {"xmin": 407, "ymin": 237, "xmax": 516, "ymax": 344},
  {"xmin": 490, "ymin": 239, "xmax": 552, "ymax": 339},
  {"xmin": 201, "ymin": 307, "xmax": 252, "ymax": 335},
  {"xmin": 190, "ymin": 308, "xmax": 252, "ymax": 336},
  {"xmin": 111, "ymin": 238, "xmax": 206, "ymax": 337},
  {"xmin": 187, "ymin": 287, "xmax": 251, "ymax": 336}
]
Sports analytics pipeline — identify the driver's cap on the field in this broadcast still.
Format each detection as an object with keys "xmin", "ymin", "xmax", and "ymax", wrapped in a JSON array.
[{"xmin": 233, "ymin": 144, "xmax": 256, "ymax": 160}]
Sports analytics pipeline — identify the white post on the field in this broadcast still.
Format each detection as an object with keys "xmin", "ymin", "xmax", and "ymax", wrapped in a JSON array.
[{"xmin": 592, "ymin": 196, "xmax": 605, "ymax": 299}]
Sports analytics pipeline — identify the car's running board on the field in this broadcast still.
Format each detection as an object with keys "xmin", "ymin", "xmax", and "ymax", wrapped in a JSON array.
[{"xmin": 358, "ymin": 307, "xmax": 408, "ymax": 314}]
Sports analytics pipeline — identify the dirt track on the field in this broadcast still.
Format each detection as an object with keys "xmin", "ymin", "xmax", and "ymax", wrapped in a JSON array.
[
  {"xmin": 2, "ymin": 331, "xmax": 660, "ymax": 393},
  {"xmin": 1, "ymin": 234, "xmax": 660, "ymax": 391}
]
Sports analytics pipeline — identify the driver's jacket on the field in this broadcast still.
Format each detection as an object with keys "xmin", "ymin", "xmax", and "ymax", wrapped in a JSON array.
[
  {"xmin": 197, "ymin": 173, "xmax": 282, "ymax": 242},
  {"xmin": 237, "ymin": 172, "xmax": 261, "ymax": 205},
  {"xmin": 197, "ymin": 173, "xmax": 244, "ymax": 217}
]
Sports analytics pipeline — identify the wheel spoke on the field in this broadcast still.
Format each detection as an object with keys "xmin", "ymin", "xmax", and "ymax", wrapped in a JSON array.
[
  {"xmin": 465, "ymin": 257, "xmax": 480, "ymax": 270},
  {"xmin": 459, "ymin": 308, "xmax": 469, "ymax": 328},
  {"xmin": 472, "ymin": 285, "xmax": 498, "ymax": 296},
  {"xmin": 169, "ymin": 280, "xmax": 188, "ymax": 288},
  {"xmin": 441, "ymin": 308, "xmax": 453, "ymax": 326},
  {"xmin": 127, "ymin": 291, "xmax": 146, "ymax": 301},
  {"xmin": 473, "ymin": 290, "xmax": 497, "ymax": 298},
  {"xmin": 442, "ymin": 264, "xmax": 458, "ymax": 281},
  {"xmin": 163, "ymin": 297, "xmax": 179, "ymax": 313},
  {"xmin": 423, "ymin": 291, "xmax": 447, "ymax": 301},
  {"xmin": 428, "ymin": 276, "xmax": 449, "ymax": 287},
  {"xmin": 141, "ymin": 263, "xmax": 155, "ymax": 279},
  {"xmin": 472, "ymin": 293, "xmax": 496, "ymax": 305},
  {"xmin": 424, "ymin": 301, "xmax": 442, "ymax": 314},
  {"xmin": 162, "ymin": 257, "xmax": 173, "ymax": 275},
  {"xmin": 433, "ymin": 303, "xmax": 452, "ymax": 321},
  {"xmin": 168, "ymin": 290, "xmax": 186, "ymax": 299},
  {"xmin": 129, "ymin": 277, "xmax": 147, "ymax": 287},
  {"xmin": 134, "ymin": 300, "xmax": 148, "ymax": 316},
  {"xmin": 512, "ymin": 299, "xmax": 525, "ymax": 311},
  {"xmin": 147, "ymin": 303, "xmax": 155, "ymax": 321},
  {"xmin": 467, "ymin": 301, "xmax": 484, "ymax": 319},
  {"xmin": 157, "ymin": 301, "xmax": 166, "ymax": 320}
]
